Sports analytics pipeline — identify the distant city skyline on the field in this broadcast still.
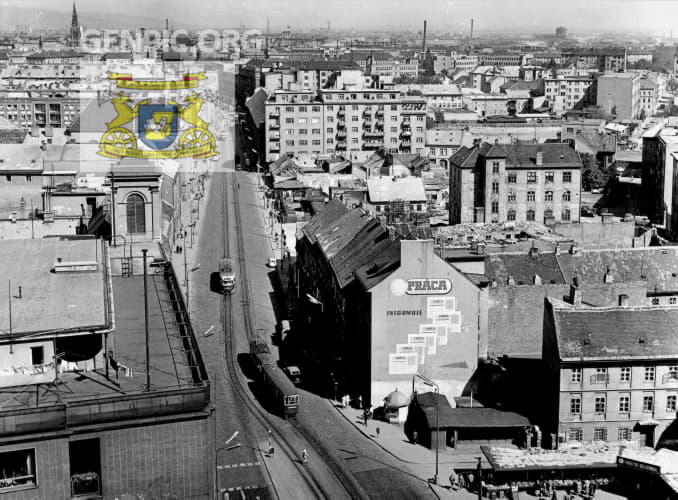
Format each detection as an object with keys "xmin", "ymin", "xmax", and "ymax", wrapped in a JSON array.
[{"xmin": 2, "ymin": 0, "xmax": 678, "ymax": 34}]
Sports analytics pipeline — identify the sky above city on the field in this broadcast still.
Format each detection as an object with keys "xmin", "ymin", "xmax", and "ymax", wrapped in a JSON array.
[{"xmin": 3, "ymin": 0, "xmax": 678, "ymax": 34}]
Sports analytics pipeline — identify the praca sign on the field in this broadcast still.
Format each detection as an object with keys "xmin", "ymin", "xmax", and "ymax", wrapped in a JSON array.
[{"xmin": 405, "ymin": 278, "xmax": 452, "ymax": 295}]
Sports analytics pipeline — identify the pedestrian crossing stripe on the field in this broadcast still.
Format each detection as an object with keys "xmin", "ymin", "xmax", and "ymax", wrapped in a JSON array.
[{"xmin": 217, "ymin": 461, "xmax": 261, "ymax": 469}]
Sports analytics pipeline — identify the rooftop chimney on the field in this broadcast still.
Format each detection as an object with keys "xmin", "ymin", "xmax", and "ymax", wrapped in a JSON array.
[
  {"xmin": 569, "ymin": 277, "xmax": 582, "ymax": 307},
  {"xmin": 422, "ymin": 20, "xmax": 427, "ymax": 53},
  {"xmin": 536, "ymin": 151, "xmax": 544, "ymax": 166}
]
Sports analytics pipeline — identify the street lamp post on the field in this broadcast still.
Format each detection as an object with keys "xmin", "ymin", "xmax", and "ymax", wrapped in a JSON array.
[{"xmin": 416, "ymin": 372, "xmax": 439, "ymax": 485}]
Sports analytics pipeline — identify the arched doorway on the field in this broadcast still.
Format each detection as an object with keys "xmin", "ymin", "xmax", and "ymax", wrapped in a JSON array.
[{"xmin": 126, "ymin": 193, "xmax": 146, "ymax": 234}]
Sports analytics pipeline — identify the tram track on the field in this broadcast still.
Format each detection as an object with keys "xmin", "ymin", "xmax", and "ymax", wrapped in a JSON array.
[{"xmin": 219, "ymin": 166, "xmax": 332, "ymax": 499}]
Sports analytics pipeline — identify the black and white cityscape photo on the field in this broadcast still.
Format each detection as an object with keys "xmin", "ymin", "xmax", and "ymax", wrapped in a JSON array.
[{"xmin": 1, "ymin": 0, "xmax": 678, "ymax": 498}]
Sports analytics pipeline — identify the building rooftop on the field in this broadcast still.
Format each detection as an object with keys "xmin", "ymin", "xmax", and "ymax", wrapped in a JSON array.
[
  {"xmin": 0, "ymin": 238, "xmax": 108, "ymax": 337},
  {"xmin": 557, "ymin": 246, "xmax": 678, "ymax": 293},
  {"xmin": 486, "ymin": 251, "xmax": 567, "ymax": 285},
  {"xmin": 552, "ymin": 303, "xmax": 678, "ymax": 361},
  {"xmin": 366, "ymin": 176, "xmax": 426, "ymax": 203},
  {"xmin": 482, "ymin": 444, "xmax": 622, "ymax": 472},
  {"xmin": 0, "ymin": 274, "xmax": 208, "ymax": 431}
]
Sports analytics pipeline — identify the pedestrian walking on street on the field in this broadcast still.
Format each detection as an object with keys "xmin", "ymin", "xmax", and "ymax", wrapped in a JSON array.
[
  {"xmin": 376, "ymin": 426, "xmax": 380, "ymax": 439},
  {"xmin": 301, "ymin": 449, "xmax": 308, "ymax": 463}
]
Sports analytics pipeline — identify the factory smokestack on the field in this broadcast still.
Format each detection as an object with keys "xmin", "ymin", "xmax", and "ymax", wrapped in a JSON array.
[
  {"xmin": 422, "ymin": 20, "xmax": 427, "ymax": 53},
  {"xmin": 470, "ymin": 18, "xmax": 474, "ymax": 40}
]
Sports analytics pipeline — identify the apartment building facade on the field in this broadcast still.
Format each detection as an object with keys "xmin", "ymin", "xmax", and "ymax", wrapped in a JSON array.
[
  {"xmin": 544, "ymin": 76, "xmax": 595, "ymax": 114},
  {"xmin": 264, "ymin": 88, "xmax": 427, "ymax": 162},
  {"xmin": 478, "ymin": 52, "xmax": 528, "ymax": 68},
  {"xmin": 0, "ymin": 89, "xmax": 80, "ymax": 129},
  {"xmin": 596, "ymin": 72, "xmax": 641, "ymax": 120},
  {"xmin": 448, "ymin": 141, "xmax": 582, "ymax": 225},
  {"xmin": 544, "ymin": 300, "xmax": 678, "ymax": 448}
]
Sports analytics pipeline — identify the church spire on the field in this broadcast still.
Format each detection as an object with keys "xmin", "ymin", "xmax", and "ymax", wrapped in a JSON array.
[{"xmin": 70, "ymin": 1, "xmax": 80, "ymax": 48}]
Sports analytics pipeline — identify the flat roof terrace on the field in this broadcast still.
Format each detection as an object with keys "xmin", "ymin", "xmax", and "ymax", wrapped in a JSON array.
[
  {"xmin": 0, "ymin": 238, "xmax": 107, "ymax": 336},
  {"xmin": 0, "ymin": 272, "xmax": 209, "ymax": 436}
]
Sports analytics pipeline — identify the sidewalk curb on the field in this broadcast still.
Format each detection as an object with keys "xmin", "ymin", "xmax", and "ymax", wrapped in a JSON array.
[
  {"xmin": 327, "ymin": 399, "xmax": 463, "ymax": 468},
  {"xmin": 327, "ymin": 398, "xmax": 431, "ymax": 466}
]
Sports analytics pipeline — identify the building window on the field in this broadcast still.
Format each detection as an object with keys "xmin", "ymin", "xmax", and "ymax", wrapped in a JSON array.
[
  {"xmin": 491, "ymin": 201, "xmax": 499, "ymax": 214},
  {"xmin": 568, "ymin": 427, "xmax": 583, "ymax": 442},
  {"xmin": 544, "ymin": 208, "xmax": 553, "ymax": 219},
  {"xmin": 671, "ymin": 297, "xmax": 677, "ymax": 305},
  {"xmin": 298, "ymin": 118, "xmax": 307, "ymax": 124},
  {"xmin": 312, "ymin": 129, "xmax": 320, "ymax": 135},
  {"xmin": 527, "ymin": 171, "xmax": 537, "ymax": 183},
  {"xmin": 352, "ymin": 116, "xmax": 359, "ymax": 122},
  {"xmin": 30, "ymin": 346, "xmax": 44, "ymax": 365},
  {"xmin": 351, "ymin": 127, "xmax": 359, "ymax": 133},
  {"xmin": 545, "ymin": 171, "xmax": 554, "ymax": 183},
  {"xmin": 643, "ymin": 394, "xmax": 654, "ymax": 412},
  {"xmin": 285, "ymin": 118, "xmax": 294, "ymax": 124},
  {"xmin": 545, "ymin": 191, "xmax": 553, "ymax": 202},
  {"xmin": 667, "ymin": 395, "xmax": 677, "ymax": 412},
  {"xmin": 563, "ymin": 171, "xmax": 572, "ymax": 183},
  {"xmin": 126, "ymin": 194, "xmax": 146, "ymax": 234},
  {"xmin": 492, "ymin": 161, "xmax": 500, "ymax": 174},
  {"xmin": 285, "ymin": 140, "xmax": 294, "ymax": 146},
  {"xmin": 299, "ymin": 139, "xmax": 307, "ymax": 146},
  {"xmin": 507, "ymin": 173, "xmax": 517, "ymax": 183},
  {"xmin": 620, "ymin": 367, "xmax": 631, "ymax": 382},
  {"xmin": 651, "ymin": 297, "xmax": 660, "ymax": 305},
  {"xmin": 0, "ymin": 449, "xmax": 36, "ymax": 490},
  {"xmin": 491, "ymin": 181, "xmax": 499, "ymax": 194},
  {"xmin": 351, "ymin": 138, "xmax": 358, "ymax": 144},
  {"xmin": 526, "ymin": 209, "xmax": 535, "ymax": 221},
  {"xmin": 507, "ymin": 210, "xmax": 516, "ymax": 221},
  {"xmin": 562, "ymin": 209, "xmax": 571, "ymax": 221},
  {"xmin": 618, "ymin": 427, "xmax": 633, "ymax": 441},
  {"xmin": 570, "ymin": 394, "xmax": 581, "ymax": 414},
  {"xmin": 563, "ymin": 190, "xmax": 571, "ymax": 201},
  {"xmin": 299, "ymin": 128, "xmax": 307, "ymax": 135},
  {"xmin": 571, "ymin": 368, "xmax": 582, "ymax": 383},
  {"xmin": 594, "ymin": 394, "xmax": 606, "ymax": 414},
  {"xmin": 507, "ymin": 191, "xmax": 516, "ymax": 203},
  {"xmin": 619, "ymin": 394, "xmax": 630, "ymax": 413},
  {"xmin": 285, "ymin": 106, "xmax": 293, "ymax": 112},
  {"xmin": 527, "ymin": 191, "xmax": 535, "ymax": 202},
  {"xmin": 645, "ymin": 366, "xmax": 655, "ymax": 382},
  {"xmin": 326, "ymin": 138, "xmax": 333, "ymax": 144},
  {"xmin": 298, "ymin": 106, "xmax": 307, "ymax": 112},
  {"xmin": 593, "ymin": 428, "xmax": 607, "ymax": 442}
]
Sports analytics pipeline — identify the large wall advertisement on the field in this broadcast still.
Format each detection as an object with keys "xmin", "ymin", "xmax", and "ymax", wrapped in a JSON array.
[{"xmin": 369, "ymin": 240, "xmax": 480, "ymax": 407}]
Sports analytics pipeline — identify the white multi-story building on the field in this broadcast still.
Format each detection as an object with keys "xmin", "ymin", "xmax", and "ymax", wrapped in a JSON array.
[
  {"xmin": 264, "ymin": 88, "xmax": 427, "ymax": 162},
  {"xmin": 544, "ymin": 76, "xmax": 595, "ymax": 114},
  {"xmin": 393, "ymin": 84, "xmax": 463, "ymax": 110}
]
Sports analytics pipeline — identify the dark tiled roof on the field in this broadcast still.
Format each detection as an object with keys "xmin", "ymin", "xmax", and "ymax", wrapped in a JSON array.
[
  {"xmin": 315, "ymin": 209, "xmax": 372, "ymax": 261},
  {"xmin": 557, "ymin": 247, "xmax": 678, "ymax": 293},
  {"xmin": 479, "ymin": 143, "xmax": 507, "ymax": 158},
  {"xmin": 300, "ymin": 198, "xmax": 348, "ymax": 244},
  {"xmin": 486, "ymin": 252, "xmax": 566, "ymax": 285},
  {"xmin": 503, "ymin": 142, "xmax": 582, "ymax": 169},
  {"xmin": 330, "ymin": 218, "xmax": 396, "ymax": 288},
  {"xmin": 553, "ymin": 306, "xmax": 678, "ymax": 360},
  {"xmin": 449, "ymin": 146, "xmax": 479, "ymax": 169},
  {"xmin": 354, "ymin": 239, "xmax": 401, "ymax": 290}
]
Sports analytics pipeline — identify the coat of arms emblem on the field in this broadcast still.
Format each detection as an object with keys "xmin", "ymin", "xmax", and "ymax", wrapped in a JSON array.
[{"xmin": 98, "ymin": 72, "xmax": 217, "ymax": 160}]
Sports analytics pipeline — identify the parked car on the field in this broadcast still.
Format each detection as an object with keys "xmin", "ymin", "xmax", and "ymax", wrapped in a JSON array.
[
  {"xmin": 591, "ymin": 187, "xmax": 603, "ymax": 194},
  {"xmin": 581, "ymin": 206, "xmax": 595, "ymax": 217},
  {"xmin": 282, "ymin": 365, "xmax": 302, "ymax": 385}
]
